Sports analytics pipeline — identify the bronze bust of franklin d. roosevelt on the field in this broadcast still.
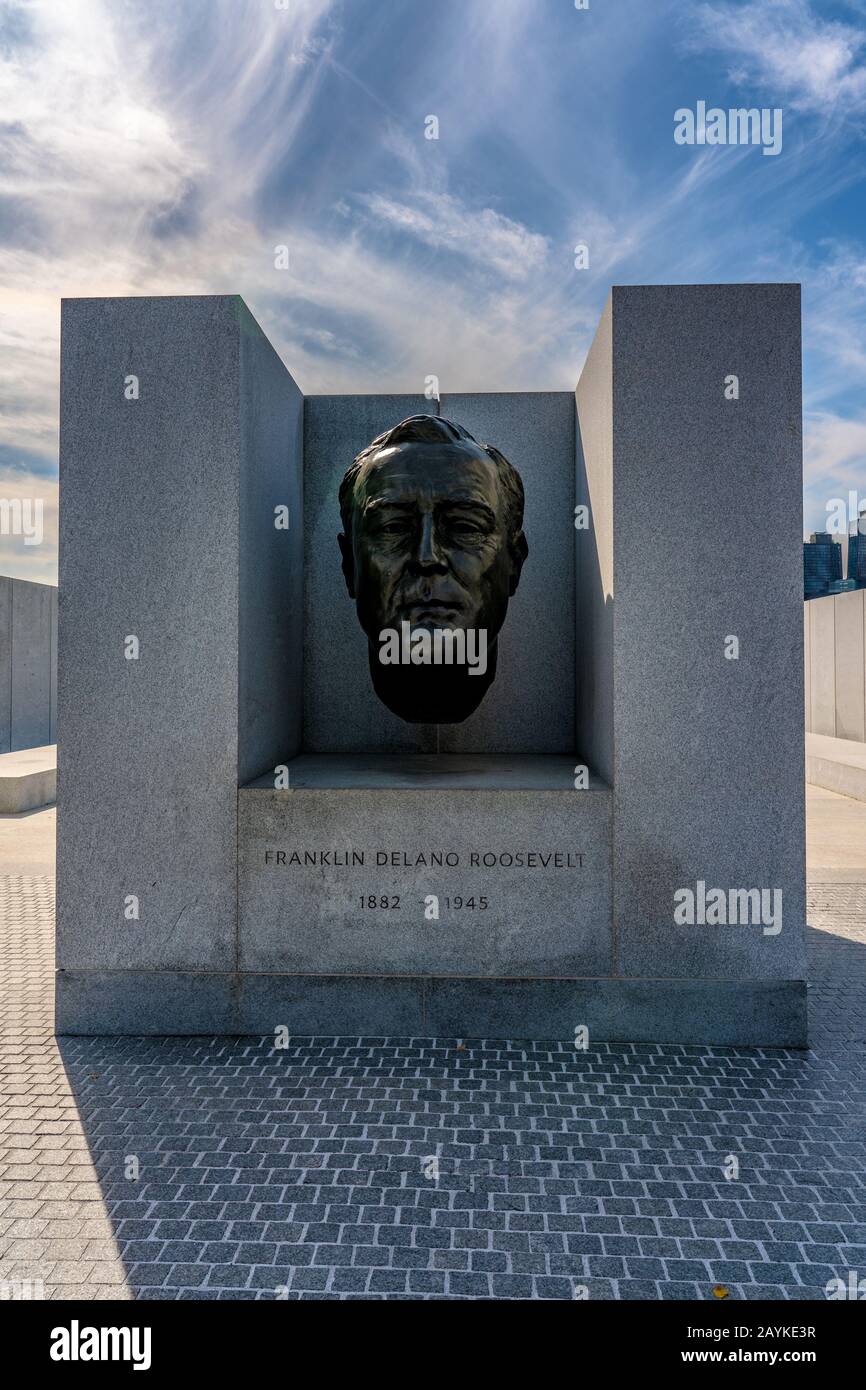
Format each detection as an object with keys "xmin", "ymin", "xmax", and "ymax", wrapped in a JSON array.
[{"xmin": 337, "ymin": 415, "xmax": 528, "ymax": 723}]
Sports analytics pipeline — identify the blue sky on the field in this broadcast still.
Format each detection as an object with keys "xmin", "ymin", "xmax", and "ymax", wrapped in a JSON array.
[{"xmin": 2, "ymin": 0, "xmax": 866, "ymax": 581}]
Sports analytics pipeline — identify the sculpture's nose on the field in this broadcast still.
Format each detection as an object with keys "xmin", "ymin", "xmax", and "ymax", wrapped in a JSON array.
[{"xmin": 413, "ymin": 513, "xmax": 447, "ymax": 571}]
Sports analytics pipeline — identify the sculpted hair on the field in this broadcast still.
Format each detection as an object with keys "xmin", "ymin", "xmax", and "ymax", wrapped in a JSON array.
[{"xmin": 338, "ymin": 414, "xmax": 526, "ymax": 550}]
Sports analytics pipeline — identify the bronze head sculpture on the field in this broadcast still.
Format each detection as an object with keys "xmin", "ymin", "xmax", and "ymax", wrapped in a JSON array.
[{"xmin": 338, "ymin": 415, "xmax": 528, "ymax": 723}]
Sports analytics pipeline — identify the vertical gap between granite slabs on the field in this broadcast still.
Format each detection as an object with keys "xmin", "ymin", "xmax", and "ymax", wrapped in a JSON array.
[
  {"xmin": 8, "ymin": 578, "xmax": 15, "ymax": 753},
  {"xmin": 435, "ymin": 392, "xmax": 442, "ymax": 757},
  {"xmin": 50, "ymin": 586, "xmax": 58, "ymax": 746},
  {"xmin": 609, "ymin": 330, "xmax": 619, "ymax": 980},
  {"xmin": 48, "ymin": 585, "xmax": 54, "ymax": 744},
  {"xmin": 863, "ymin": 589, "xmax": 866, "ymax": 739},
  {"xmin": 6, "ymin": 580, "xmax": 12, "ymax": 753},
  {"xmin": 233, "ymin": 787, "xmax": 241, "ymax": 1032},
  {"xmin": 234, "ymin": 310, "xmax": 243, "ymax": 1017}
]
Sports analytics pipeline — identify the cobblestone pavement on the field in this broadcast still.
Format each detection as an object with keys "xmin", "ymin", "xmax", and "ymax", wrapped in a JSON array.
[{"xmin": 1, "ymin": 874, "xmax": 865, "ymax": 1301}]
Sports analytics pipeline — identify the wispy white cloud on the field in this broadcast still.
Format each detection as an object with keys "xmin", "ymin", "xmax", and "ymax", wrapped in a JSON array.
[
  {"xmin": 250, "ymin": 219, "xmax": 589, "ymax": 393},
  {"xmin": 805, "ymin": 412, "xmax": 866, "ymax": 484},
  {"xmin": 800, "ymin": 242, "xmax": 866, "ymax": 527},
  {"xmin": 360, "ymin": 192, "xmax": 549, "ymax": 280},
  {"xmin": 0, "ymin": 0, "xmax": 594, "ymax": 508},
  {"xmin": 2, "ymin": 0, "xmax": 866, "ymax": 579},
  {"xmin": 674, "ymin": 2, "xmax": 866, "ymax": 524},
  {"xmin": 802, "ymin": 409, "xmax": 866, "ymax": 534},
  {"xmin": 688, "ymin": 0, "xmax": 866, "ymax": 114},
  {"xmin": 795, "ymin": 241, "xmax": 866, "ymax": 416}
]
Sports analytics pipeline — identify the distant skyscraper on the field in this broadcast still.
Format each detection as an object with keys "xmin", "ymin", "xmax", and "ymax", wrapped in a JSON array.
[
  {"xmin": 848, "ymin": 522, "xmax": 866, "ymax": 585},
  {"xmin": 804, "ymin": 533, "xmax": 843, "ymax": 598}
]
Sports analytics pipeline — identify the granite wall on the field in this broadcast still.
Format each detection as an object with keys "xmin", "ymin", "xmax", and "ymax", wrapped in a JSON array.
[
  {"xmin": 56, "ymin": 287, "xmax": 807, "ymax": 1044},
  {"xmin": 0, "ymin": 576, "xmax": 57, "ymax": 752},
  {"xmin": 805, "ymin": 588, "xmax": 866, "ymax": 742}
]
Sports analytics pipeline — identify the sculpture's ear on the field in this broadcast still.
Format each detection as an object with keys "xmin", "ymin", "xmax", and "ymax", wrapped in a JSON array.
[
  {"xmin": 338, "ymin": 532, "xmax": 356, "ymax": 598},
  {"xmin": 509, "ymin": 530, "xmax": 529, "ymax": 596}
]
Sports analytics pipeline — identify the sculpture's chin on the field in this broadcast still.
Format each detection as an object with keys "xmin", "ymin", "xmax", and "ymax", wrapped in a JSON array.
[{"xmin": 368, "ymin": 647, "xmax": 498, "ymax": 724}]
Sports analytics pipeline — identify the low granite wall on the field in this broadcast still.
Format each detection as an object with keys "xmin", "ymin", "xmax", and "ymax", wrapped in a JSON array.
[
  {"xmin": 0, "ymin": 576, "xmax": 57, "ymax": 753},
  {"xmin": 805, "ymin": 588, "xmax": 866, "ymax": 741}
]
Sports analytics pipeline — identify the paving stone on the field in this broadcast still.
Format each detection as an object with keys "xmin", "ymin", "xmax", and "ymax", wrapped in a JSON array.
[{"xmin": 1, "ymin": 876, "xmax": 865, "ymax": 1300}]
